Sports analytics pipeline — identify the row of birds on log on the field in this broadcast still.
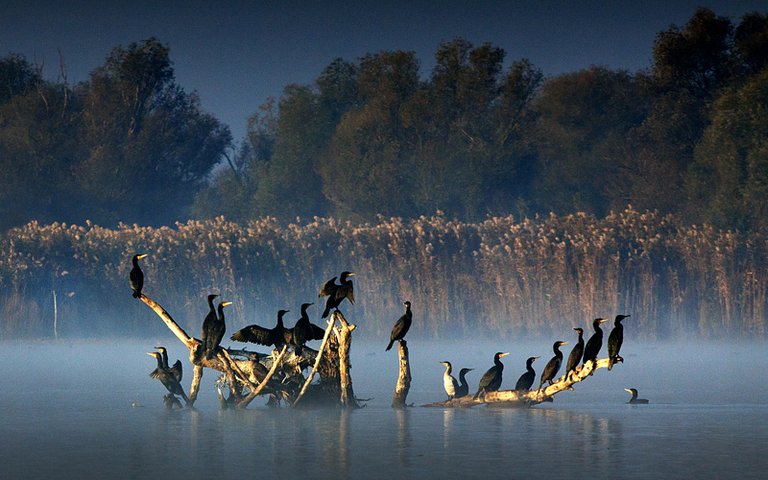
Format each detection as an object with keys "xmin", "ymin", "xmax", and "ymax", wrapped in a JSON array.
[
  {"xmin": 439, "ymin": 315, "xmax": 630, "ymax": 401},
  {"xmin": 133, "ymin": 254, "xmax": 640, "ymax": 405}
]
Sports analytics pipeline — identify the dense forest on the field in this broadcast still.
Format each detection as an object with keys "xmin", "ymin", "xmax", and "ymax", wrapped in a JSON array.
[{"xmin": 1, "ymin": 8, "xmax": 768, "ymax": 338}]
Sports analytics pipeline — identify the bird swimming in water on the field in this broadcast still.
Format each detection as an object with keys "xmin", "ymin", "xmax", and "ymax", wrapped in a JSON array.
[
  {"xmin": 147, "ymin": 351, "xmax": 189, "ymax": 405},
  {"xmin": 608, "ymin": 314, "xmax": 630, "ymax": 370},
  {"xmin": 539, "ymin": 341, "xmax": 568, "ymax": 389},
  {"xmin": 515, "ymin": 356, "xmax": 540, "ymax": 391},
  {"xmin": 582, "ymin": 318, "xmax": 607, "ymax": 367},
  {"xmin": 154, "ymin": 346, "xmax": 182, "ymax": 383},
  {"xmin": 565, "ymin": 327, "xmax": 585, "ymax": 379},
  {"xmin": 129, "ymin": 253, "xmax": 148, "ymax": 298},
  {"xmin": 386, "ymin": 301, "xmax": 412, "ymax": 351},
  {"xmin": 440, "ymin": 361, "xmax": 459, "ymax": 400},
  {"xmin": 475, "ymin": 352, "xmax": 509, "ymax": 398},
  {"xmin": 231, "ymin": 309, "xmax": 292, "ymax": 349},
  {"xmin": 624, "ymin": 387, "xmax": 649, "ymax": 404},
  {"xmin": 319, "ymin": 271, "xmax": 355, "ymax": 318},
  {"xmin": 456, "ymin": 368, "xmax": 473, "ymax": 398},
  {"xmin": 200, "ymin": 294, "xmax": 219, "ymax": 360},
  {"xmin": 290, "ymin": 303, "xmax": 325, "ymax": 353}
]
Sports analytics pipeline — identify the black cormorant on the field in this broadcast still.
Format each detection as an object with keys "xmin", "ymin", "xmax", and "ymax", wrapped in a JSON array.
[
  {"xmin": 291, "ymin": 303, "xmax": 325, "ymax": 353},
  {"xmin": 231, "ymin": 309, "xmax": 291, "ymax": 349},
  {"xmin": 456, "ymin": 368, "xmax": 473, "ymax": 398},
  {"xmin": 129, "ymin": 253, "xmax": 148, "ymax": 298},
  {"xmin": 539, "ymin": 341, "xmax": 568, "ymax": 389},
  {"xmin": 440, "ymin": 361, "xmax": 460, "ymax": 399},
  {"xmin": 155, "ymin": 346, "xmax": 182, "ymax": 383},
  {"xmin": 515, "ymin": 356, "xmax": 540, "ymax": 391},
  {"xmin": 624, "ymin": 387, "xmax": 649, "ymax": 404},
  {"xmin": 582, "ymin": 318, "xmax": 607, "ymax": 366},
  {"xmin": 386, "ymin": 301, "xmax": 412, "ymax": 351},
  {"xmin": 204, "ymin": 300, "xmax": 232, "ymax": 360},
  {"xmin": 320, "ymin": 271, "xmax": 355, "ymax": 318},
  {"xmin": 200, "ymin": 294, "xmax": 219, "ymax": 360},
  {"xmin": 148, "ymin": 351, "xmax": 189, "ymax": 405},
  {"xmin": 475, "ymin": 352, "xmax": 509, "ymax": 398},
  {"xmin": 608, "ymin": 314, "xmax": 630, "ymax": 370},
  {"xmin": 565, "ymin": 327, "xmax": 585, "ymax": 378}
]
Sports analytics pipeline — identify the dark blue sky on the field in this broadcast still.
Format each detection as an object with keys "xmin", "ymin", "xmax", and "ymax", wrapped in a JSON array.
[{"xmin": 2, "ymin": 1, "xmax": 765, "ymax": 143}]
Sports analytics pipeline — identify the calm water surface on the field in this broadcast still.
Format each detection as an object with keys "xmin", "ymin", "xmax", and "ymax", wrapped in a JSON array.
[{"xmin": 0, "ymin": 340, "xmax": 766, "ymax": 479}]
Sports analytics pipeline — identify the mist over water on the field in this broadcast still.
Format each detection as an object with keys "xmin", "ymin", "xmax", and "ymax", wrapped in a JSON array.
[{"xmin": 1, "ymin": 339, "xmax": 767, "ymax": 479}]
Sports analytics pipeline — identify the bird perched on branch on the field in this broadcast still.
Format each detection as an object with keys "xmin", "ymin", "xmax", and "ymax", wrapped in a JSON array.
[
  {"xmin": 290, "ymin": 303, "xmax": 325, "ymax": 353},
  {"xmin": 515, "ymin": 356, "xmax": 539, "ymax": 392},
  {"xmin": 319, "ymin": 271, "xmax": 355, "ymax": 318},
  {"xmin": 440, "ymin": 361, "xmax": 459, "ymax": 399},
  {"xmin": 565, "ymin": 327, "xmax": 585, "ymax": 378},
  {"xmin": 200, "ymin": 294, "xmax": 219, "ymax": 359},
  {"xmin": 624, "ymin": 387, "xmax": 649, "ymax": 404},
  {"xmin": 539, "ymin": 341, "xmax": 567, "ymax": 389},
  {"xmin": 147, "ymin": 351, "xmax": 189, "ymax": 405},
  {"xmin": 475, "ymin": 352, "xmax": 509, "ymax": 398},
  {"xmin": 154, "ymin": 346, "xmax": 182, "ymax": 383},
  {"xmin": 386, "ymin": 301, "xmax": 412, "ymax": 351},
  {"xmin": 203, "ymin": 300, "xmax": 232, "ymax": 360},
  {"xmin": 456, "ymin": 368, "xmax": 473, "ymax": 398},
  {"xmin": 582, "ymin": 318, "xmax": 607, "ymax": 367},
  {"xmin": 231, "ymin": 309, "xmax": 292, "ymax": 349},
  {"xmin": 129, "ymin": 253, "xmax": 148, "ymax": 298},
  {"xmin": 608, "ymin": 314, "xmax": 630, "ymax": 370}
]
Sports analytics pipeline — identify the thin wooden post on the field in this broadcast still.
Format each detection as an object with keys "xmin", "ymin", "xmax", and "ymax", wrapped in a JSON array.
[
  {"xmin": 334, "ymin": 311, "xmax": 357, "ymax": 407},
  {"xmin": 391, "ymin": 340, "xmax": 412, "ymax": 408}
]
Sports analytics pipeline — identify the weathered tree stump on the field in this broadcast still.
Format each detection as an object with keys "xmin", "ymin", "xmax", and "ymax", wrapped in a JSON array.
[
  {"xmin": 391, "ymin": 340, "xmax": 411, "ymax": 408},
  {"xmin": 139, "ymin": 293, "xmax": 361, "ymax": 409},
  {"xmin": 424, "ymin": 357, "xmax": 613, "ymax": 408}
]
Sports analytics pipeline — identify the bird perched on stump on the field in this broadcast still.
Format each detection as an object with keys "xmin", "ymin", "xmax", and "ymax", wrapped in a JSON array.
[
  {"xmin": 386, "ymin": 301, "xmax": 412, "ymax": 351},
  {"xmin": 608, "ymin": 314, "xmax": 630, "ymax": 370},
  {"xmin": 319, "ymin": 271, "xmax": 355, "ymax": 318},
  {"xmin": 130, "ymin": 253, "xmax": 148, "ymax": 298}
]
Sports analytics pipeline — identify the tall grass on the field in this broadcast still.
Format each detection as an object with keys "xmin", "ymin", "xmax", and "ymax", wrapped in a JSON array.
[{"xmin": 1, "ymin": 207, "xmax": 765, "ymax": 340}]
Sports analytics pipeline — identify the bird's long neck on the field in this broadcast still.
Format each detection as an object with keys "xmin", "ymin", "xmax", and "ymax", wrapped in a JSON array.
[
  {"xmin": 578, "ymin": 332, "xmax": 584, "ymax": 343},
  {"xmin": 554, "ymin": 345, "xmax": 563, "ymax": 357},
  {"xmin": 444, "ymin": 363, "xmax": 452, "ymax": 375},
  {"xmin": 459, "ymin": 371, "xmax": 469, "ymax": 385},
  {"xmin": 277, "ymin": 314, "xmax": 285, "ymax": 327},
  {"xmin": 594, "ymin": 324, "xmax": 603, "ymax": 335},
  {"xmin": 494, "ymin": 356, "xmax": 503, "ymax": 368},
  {"xmin": 153, "ymin": 354, "xmax": 163, "ymax": 369},
  {"xmin": 132, "ymin": 257, "xmax": 139, "ymax": 267},
  {"xmin": 218, "ymin": 306, "xmax": 226, "ymax": 321},
  {"xmin": 527, "ymin": 361, "xmax": 535, "ymax": 373},
  {"xmin": 631, "ymin": 390, "xmax": 638, "ymax": 400}
]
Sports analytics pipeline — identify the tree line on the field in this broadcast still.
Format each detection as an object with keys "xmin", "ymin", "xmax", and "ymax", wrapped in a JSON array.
[{"xmin": 1, "ymin": 8, "xmax": 767, "ymax": 233}]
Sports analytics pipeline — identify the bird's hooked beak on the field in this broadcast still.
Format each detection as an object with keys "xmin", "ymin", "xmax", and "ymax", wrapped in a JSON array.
[
  {"xmin": 137, "ymin": 253, "xmax": 148, "ymax": 259},
  {"xmin": 500, "ymin": 352, "xmax": 510, "ymax": 357},
  {"xmin": 221, "ymin": 301, "xmax": 233, "ymax": 308},
  {"xmin": 533, "ymin": 356, "xmax": 541, "ymax": 360},
  {"xmin": 624, "ymin": 388, "xmax": 633, "ymax": 393},
  {"xmin": 597, "ymin": 318, "xmax": 607, "ymax": 324},
  {"xmin": 146, "ymin": 352, "xmax": 157, "ymax": 357}
]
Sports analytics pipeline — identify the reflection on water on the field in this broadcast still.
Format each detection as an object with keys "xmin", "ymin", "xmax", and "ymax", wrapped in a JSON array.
[{"xmin": 1, "ymin": 341, "xmax": 768, "ymax": 479}]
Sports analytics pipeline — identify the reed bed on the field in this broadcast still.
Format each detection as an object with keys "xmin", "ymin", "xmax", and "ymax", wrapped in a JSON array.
[{"xmin": 1, "ymin": 207, "xmax": 766, "ymax": 339}]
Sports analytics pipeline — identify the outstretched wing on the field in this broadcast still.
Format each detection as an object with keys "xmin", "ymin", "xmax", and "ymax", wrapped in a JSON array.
[
  {"xmin": 308, "ymin": 322, "xmax": 326, "ymax": 341},
  {"xmin": 231, "ymin": 324, "xmax": 274, "ymax": 346},
  {"xmin": 318, "ymin": 277, "xmax": 337, "ymax": 297},
  {"xmin": 170, "ymin": 360, "xmax": 183, "ymax": 382}
]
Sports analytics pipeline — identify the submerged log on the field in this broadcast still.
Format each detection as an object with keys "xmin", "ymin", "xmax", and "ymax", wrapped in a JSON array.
[
  {"xmin": 424, "ymin": 358, "xmax": 612, "ymax": 408},
  {"xmin": 391, "ymin": 340, "xmax": 412, "ymax": 408}
]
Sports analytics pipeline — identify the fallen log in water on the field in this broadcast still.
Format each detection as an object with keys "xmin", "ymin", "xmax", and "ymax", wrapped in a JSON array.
[{"xmin": 423, "ymin": 357, "xmax": 613, "ymax": 408}]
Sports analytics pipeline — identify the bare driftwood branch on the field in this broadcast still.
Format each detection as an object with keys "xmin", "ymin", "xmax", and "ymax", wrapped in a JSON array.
[
  {"xmin": 424, "ymin": 358, "xmax": 612, "ymax": 408},
  {"xmin": 140, "ymin": 292, "xmax": 362, "ymax": 409},
  {"xmin": 391, "ymin": 340, "xmax": 412, "ymax": 408},
  {"xmin": 294, "ymin": 317, "xmax": 336, "ymax": 407},
  {"xmin": 333, "ymin": 310, "xmax": 359, "ymax": 408}
]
